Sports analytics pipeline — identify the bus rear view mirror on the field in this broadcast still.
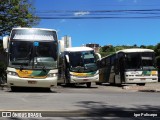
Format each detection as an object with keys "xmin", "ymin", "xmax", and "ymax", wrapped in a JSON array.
[
  {"xmin": 65, "ymin": 55, "xmax": 70, "ymax": 63},
  {"xmin": 95, "ymin": 53, "xmax": 101, "ymax": 61},
  {"xmin": 3, "ymin": 36, "xmax": 9, "ymax": 52}
]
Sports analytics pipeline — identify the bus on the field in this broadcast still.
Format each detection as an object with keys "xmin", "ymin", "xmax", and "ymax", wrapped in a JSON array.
[
  {"xmin": 58, "ymin": 47, "xmax": 101, "ymax": 87},
  {"xmin": 98, "ymin": 48, "xmax": 158, "ymax": 86},
  {"xmin": 3, "ymin": 27, "xmax": 58, "ymax": 91}
]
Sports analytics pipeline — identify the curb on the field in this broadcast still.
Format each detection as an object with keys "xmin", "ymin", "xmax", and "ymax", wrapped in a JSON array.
[
  {"xmin": 122, "ymin": 86, "xmax": 160, "ymax": 92},
  {"xmin": 138, "ymin": 89, "xmax": 160, "ymax": 92}
]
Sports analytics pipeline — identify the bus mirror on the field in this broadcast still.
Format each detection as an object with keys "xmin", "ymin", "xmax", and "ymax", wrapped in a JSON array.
[
  {"xmin": 95, "ymin": 53, "xmax": 101, "ymax": 61},
  {"xmin": 65, "ymin": 55, "xmax": 70, "ymax": 63},
  {"xmin": 3, "ymin": 36, "xmax": 9, "ymax": 52}
]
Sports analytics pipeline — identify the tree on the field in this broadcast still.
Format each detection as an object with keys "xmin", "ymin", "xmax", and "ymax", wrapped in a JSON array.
[
  {"xmin": 133, "ymin": 44, "xmax": 138, "ymax": 48},
  {"xmin": 0, "ymin": 0, "xmax": 39, "ymax": 37},
  {"xmin": 99, "ymin": 45, "xmax": 116, "ymax": 57},
  {"xmin": 146, "ymin": 45, "xmax": 155, "ymax": 50},
  {"xmin": 154, "ymin": 43, "xmax": 160, "ymax": 57},
  {"xmin": 140, "ymin": 45, "xmax": 146, "ymax": 48}
]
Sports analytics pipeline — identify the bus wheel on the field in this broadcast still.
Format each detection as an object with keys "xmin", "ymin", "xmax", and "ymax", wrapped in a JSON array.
[
  {"xmin": 137, "ymin": 83, "xmax": 146, "ymax": 86},
  {"xmin": 86, "ymin": 82, "xmax": 91, "ymax": 88},
  {"xmin": 10, "ymin": 86, "xmax": 17, "ymax": 92},
  {"xmin": 95, "ymin": 82, "xmax": 102, "ymax": 85}
]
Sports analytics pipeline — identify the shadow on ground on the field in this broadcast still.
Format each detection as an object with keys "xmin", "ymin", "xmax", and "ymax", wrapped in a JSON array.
[
  {"xmin": 3, "ymin": 87, "xmax": 57, "ymax": 93},
  {"xmin": 70, "ymin": 101, "xmax": 160, "ymax": 119},
  {"xmin": 60, "ymin": 84, "xmax": 98, "ymax": 89}
]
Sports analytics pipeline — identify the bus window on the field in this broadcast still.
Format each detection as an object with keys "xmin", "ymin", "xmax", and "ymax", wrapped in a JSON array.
[
  {"xmin": 125, "ymin": 53, "xmax": 141, "ymax": 69},
  {"xmin": 100, "ymin": 58, "xmax": 106, "ymax": 68},
  {"xmin": 141, "ymin": 52, "xmax": 154, "ymax": 68}
]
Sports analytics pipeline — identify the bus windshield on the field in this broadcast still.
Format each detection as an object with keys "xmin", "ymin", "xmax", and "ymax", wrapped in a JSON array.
[
  {"xmin": 9, "ymin": 41, "xmax": 57, "ymax": 69},
  {"xmin": 125, "ymin": 52, "xmax": 155, "ymax": 70},
  {"xmin": 68, "ymin": 51, "xmax": 97, "ymax": 72}
]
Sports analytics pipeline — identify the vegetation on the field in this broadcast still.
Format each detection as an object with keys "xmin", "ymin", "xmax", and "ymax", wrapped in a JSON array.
[{"xmin": 0, "ymin": 0, "xmax": 39, "ymax": 37}]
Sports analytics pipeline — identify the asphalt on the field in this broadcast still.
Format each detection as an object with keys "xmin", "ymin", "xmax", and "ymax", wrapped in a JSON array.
[
  {"xmin": 1, "ymin": 82, "xmax": 160, "ymax": 92},
  {"xmin": 122, "ymin": 82, "xmax": 160, "ymax": 92}
]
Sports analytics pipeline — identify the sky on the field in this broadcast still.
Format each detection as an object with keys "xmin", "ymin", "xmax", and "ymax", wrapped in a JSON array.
[{"xmin": 34, "ymin": 0, "xmax": 160, "ymax": 47}]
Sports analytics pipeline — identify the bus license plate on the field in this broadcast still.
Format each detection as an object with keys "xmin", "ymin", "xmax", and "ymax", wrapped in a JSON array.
[
  {"xmin": 28, "ymin": 81, "xmax": 37, "ymax": 84},
  {"xmin": 141, "ymin": 78, "xmax": 146, "ymax": 80}
]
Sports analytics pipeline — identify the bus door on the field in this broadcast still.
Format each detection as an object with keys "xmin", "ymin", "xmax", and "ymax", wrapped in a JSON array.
[
  {"xmin": 118, "ymin": 53, "xmax": 125, "ymax": 83},
  {"xmin": 64, "ymin": 54, "xmax": 70, "ymax": 83},
  {"xmin": 99, "ymin": 58, "xmax": 106, "ymax": 83},
  {"xmin": 109, "ymin": 55, "xmax": 116, "ymax": 83},
  {"xmin": 105, "ymin": 57, "xmax": 111, "ymax": 83}
]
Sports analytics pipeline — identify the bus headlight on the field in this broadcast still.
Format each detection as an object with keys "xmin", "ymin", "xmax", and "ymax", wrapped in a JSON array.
[
  {"xmin": 7, "ymin": 71, "xmax": 18, "ymax": 76},
  {"xmin": 47, "ymin": 73, "xmax": 57, "ymax": 77}
]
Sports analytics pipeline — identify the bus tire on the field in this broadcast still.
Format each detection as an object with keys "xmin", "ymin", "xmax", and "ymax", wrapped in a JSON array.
[
  {"xmin": 95, "ymin": 82, "xmax": 102, "ymax": 85},
  {"xmin": 137, "ymin": 83, "xmax": 145, "ymax": 86},
  {"xmin": 10, "ymin": 86, "xmax": 17, "ymax": 92},
  {"xmin": 86, "ymin": 82, "xmax": 91, "ymax": 88}
]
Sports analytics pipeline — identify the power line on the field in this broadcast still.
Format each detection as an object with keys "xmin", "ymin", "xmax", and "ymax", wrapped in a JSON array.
[
  {"xmin": 39, "ymin": 16, "xmax": 160, "ymax": 19},
  {"xmin": 35, "ymin": 9, "xmax": 160, "ymax": 19}
]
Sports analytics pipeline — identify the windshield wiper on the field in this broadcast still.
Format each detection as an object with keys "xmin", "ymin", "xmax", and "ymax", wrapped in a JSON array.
[
  {"xmin": 35, "ymin": 51, "xmax": 47, "ymax": 72},
  {"xmin": 42, "ymin": 66, "xmax": 47, "ymax": 72},
  {"xmin": 20, "ymin": 65, "xmax": 23, "ymax": 71}
]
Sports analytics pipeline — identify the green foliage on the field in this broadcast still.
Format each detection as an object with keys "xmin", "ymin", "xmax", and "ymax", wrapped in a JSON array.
[
  {"xmin": 146, "ymin": 45, "xmax": 155, "ymax": 50},
  {"xmin": 99, "ymin": 45, "xmax": 116, "ymax": 57},
  {"xmin": 154, "ymin": 43, "xmax": 160, "ymax": 57},
  {"xmin": 0, "ymin": 0, "xmax": 40, "ymax": 36},
  {"xmin": 140, "ymin": 45, "xmax": 146, "ymax": 48}
]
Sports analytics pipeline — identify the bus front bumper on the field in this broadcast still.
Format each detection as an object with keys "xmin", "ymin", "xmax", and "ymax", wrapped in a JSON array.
[
  {"xmin": 70, "ymin": 74, "xmax": 99, "ymax": 83},
  {"xmin": 7, "ymin": 75, "xmax": 57, "ymax": 88},
  {"xmin": 125, "ymin": 77, "xmax": 158, "ymax": 83}
]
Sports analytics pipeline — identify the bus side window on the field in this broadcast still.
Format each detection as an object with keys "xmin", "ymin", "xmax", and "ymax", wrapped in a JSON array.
[
  {"xmin": 114, "ymin": 59, "xmax": 119, "ymax": 74},
  {"xmin": 106, "ymin": 57, "xmax": 110, "ymax": 67},
  {"xmin": 101, "ymin": 59, "xmax": 106, "ymax": 68},
  {"xmin": 111, "ymin": 55, "xmax": 115, "ymax": 66}
]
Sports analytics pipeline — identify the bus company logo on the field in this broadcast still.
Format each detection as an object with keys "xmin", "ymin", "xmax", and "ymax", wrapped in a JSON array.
[{"xmin": 2, "ymin": 112, "xmax": 11, "ymax": 117}]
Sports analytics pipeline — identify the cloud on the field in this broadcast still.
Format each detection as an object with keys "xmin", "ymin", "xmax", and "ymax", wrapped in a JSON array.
[{"xmin": 74, "ymin": 11, "xmax": 90, "ymax": 16}]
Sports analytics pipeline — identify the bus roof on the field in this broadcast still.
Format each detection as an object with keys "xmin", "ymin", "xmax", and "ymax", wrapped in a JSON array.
[
  {"xmin": 101, "ymin": 48, "xmax": 154, "ymax": 60},
  {"xmin": 12, "ymin": 27, "xmax": 57, "ymax": 32},
  {"xmin": 117, "ymin": 48, "xmax": 154, "ymax": 53},
  {"xmin": 65, "ymin": 47, "xmax": 94, "ymax": 52}
]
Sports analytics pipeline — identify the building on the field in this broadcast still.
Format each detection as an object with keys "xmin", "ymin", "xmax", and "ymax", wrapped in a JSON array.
[{"xmin": 59, "ymin": 36, "xmax": 72, "ymax": 52}]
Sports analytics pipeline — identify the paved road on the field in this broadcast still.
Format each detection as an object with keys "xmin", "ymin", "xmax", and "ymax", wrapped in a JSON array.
[{"xmin": 0, "ymin": 83, "xmax": 160, "ymax": 119}]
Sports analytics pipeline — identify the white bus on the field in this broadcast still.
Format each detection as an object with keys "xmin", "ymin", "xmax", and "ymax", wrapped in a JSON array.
[
  {"xmin": 3, "ymin": 28, "xmax": 58, "ymax": 91},
  {"xmin": 98, "ymin": 48, "xmax": 158, "ymax": 86},
  {"xmin": 58, "ymin": 47, "xmax": 101, "ymax": 87}
]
